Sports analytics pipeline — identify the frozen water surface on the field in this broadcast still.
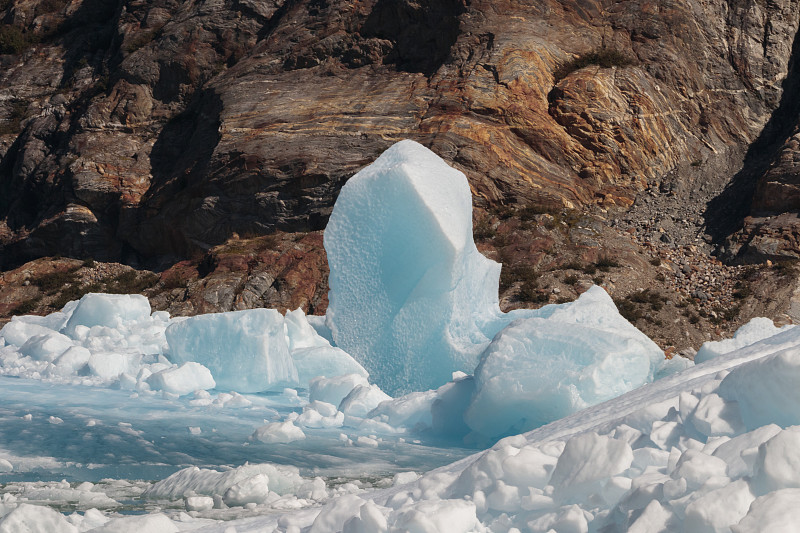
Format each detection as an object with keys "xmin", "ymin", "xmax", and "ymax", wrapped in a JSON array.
[{"xmin": 0, "ymin": 377, "xmax": 473, "ymax": 484}]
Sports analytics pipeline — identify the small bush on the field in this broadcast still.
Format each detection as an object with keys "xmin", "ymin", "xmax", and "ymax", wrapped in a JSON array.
[
  {"xmin": 106, "ymin": 271, "xmax": 159, "ymax": 294},
  {"xmin": 11, "ymin": 296, "xmax": 41, "ymax": 315},
  {"xmin": 519, "ymin": 280, "xmax": 547, "ymax": 303},
  {"xmin": 51, "ymin": 282, "xmax": 101, "ymax": 309},
  {"xmin": 561, "ymin": 260, "xmax": 583, "ymax": 271},
  {"xmin": 689, "ymin": 313, "xmax": 700, "ymax": 324},
  {"xmin": 513, "ymin": 264, "xmax": 539, "ymax": 283},
  {"xmin": 473, "ymin": 218, "xmax": 495, "ymax": 240},
  {"xmin": 595, "ymin": 255, "xmax": 620, "ymax": 272},
  {"xmin": 517, "ymin": 204, "xmax": 557, "ymax": 221},
  {"xmin": 554, "ymin": 48, "xmax": 634, "ymax": 81},
  {"xmin": 33, "ymin": 267, "xmax": 79, "ymax": 294},
  {"xmin": 563, "ymin": 274, "xmax": 579, "ymax": 285},
  {"xmin": 773, "ymin": 259, "xmax": 800, "ymax": 276},
  {"xmin": 81, "ymin": 258, "xmax": 96, "ymax": 268},
  {"xmin": 615, "ymin": 299, "xmax": 641, "ymax": 322},
  {"xmin": 0, "ymin": 98, "xmax": 27, "ymax": 135},
  {"xmin": 582, "ymin": 263, "xmax": 597, "ymax": 275},
  {"xmin": 649, "ymin": 257, "xmax": 662, "ymax": 266},
  {"xmin": 37, "ymin": 0, "xmax": 66, "ymax": 13},
  {"xmin": 0, "ymin": 25, "xmax": 29, "ymax": 55},
  {"xmin": 733, "ymin": 281, "xmax": 751, "ymax": 299}
]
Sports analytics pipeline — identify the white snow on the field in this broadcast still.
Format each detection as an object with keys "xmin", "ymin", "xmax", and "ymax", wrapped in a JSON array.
[{"xmin": 695, "ymin": 316, "xmax": 794, "ymax": 363}]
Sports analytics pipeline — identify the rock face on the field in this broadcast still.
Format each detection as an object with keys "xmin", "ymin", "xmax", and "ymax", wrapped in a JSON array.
[{"xmin": 1, "ymin": 0, "xmax": 799, "ymax": 267}]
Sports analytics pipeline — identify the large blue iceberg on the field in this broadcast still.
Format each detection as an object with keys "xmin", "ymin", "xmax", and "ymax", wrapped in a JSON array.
[{"xmin": 324, "ymin": 140, "xmax": 522, "ymax": 394}]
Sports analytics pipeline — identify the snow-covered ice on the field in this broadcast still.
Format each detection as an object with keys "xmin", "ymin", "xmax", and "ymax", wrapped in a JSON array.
[{"xmin": 695, "ymin": 316, "xmax": 794, "ymax": 363}]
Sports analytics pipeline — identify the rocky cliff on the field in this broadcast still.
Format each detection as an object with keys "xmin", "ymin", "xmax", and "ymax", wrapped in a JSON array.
[{"xmin": 2, "ymin": 0, "xmax": 800, "ymax": 350}]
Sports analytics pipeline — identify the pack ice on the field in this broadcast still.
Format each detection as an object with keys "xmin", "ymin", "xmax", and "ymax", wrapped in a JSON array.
[
  {"xmin": 175, "ymin": 323, "xmax": 800, "ymax": 533},
  {"xmin": 0, "ymin": 294, "xmax": 365, "ymax": 395}
]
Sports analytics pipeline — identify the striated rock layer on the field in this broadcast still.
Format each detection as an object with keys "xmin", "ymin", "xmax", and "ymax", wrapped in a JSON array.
[{"xmin": 1, "ymin": 0, "xmax": 799, "ymax": 267}]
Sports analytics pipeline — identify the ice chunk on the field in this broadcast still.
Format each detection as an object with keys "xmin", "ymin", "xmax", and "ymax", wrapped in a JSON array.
[
  {"xmin": 687, "ymin": 393, "xmax": 744, "ymax": 437},
  {"xmin": 732, "ymin": 488, "xmax": 800, "ymax": 533},
  {"xmin": 285, "ymin": 308, "xmax": 368, "ymax": 383},
  {"xmin": 626, "ymin": 500, "xmax": 677, "ymax": 533},
  {"xmin": 0, "ymin": 319, "xmax": 59, "ymax": 347},
  {"xmin": 185, "ymin": 496, "xmax": 214, "ymax": 512},
  {"xmin": 712, "ymin": 424, "xmax": 782, "ymax": 478},
  {"xmin": 19, "ymin": 332, "xmax": 73, "ymax": 362},
  {"xmin": 309, "ymin": 374, "xmax": 370, "ymax": 407},
  {"xmin": 144, "ymin": 464, "xmax": 302, "ymax": 499},
  {"xmin": 366, "ymin": 390, "xmax": 436, "ymax": 430},
  {"xmin": 292, "ymin": 346, "xmax": 368, "ymax": 386},
  {"xmin": 88, "ymin": 513, "xmax": 178, "ymax": 533},
  {"xmin": 62, "ymin": 293, "xmax": 151, "ymax": 338},
  {"xmin": 719, "ymin": 347, "xmax": 800, "ymax": 429},
  {"xmin": 696, "ymin": 317, "xmax": 794, "ymax": 364},
  {"xmin": 501, "ymin": 446, "xmax": 558, "ymax": 488},
  {"xmin": 165, "ymin": 308, "xmax": 298, "ymax": 392},
  {"xmin": 465, "ymin": 286, "xmax": 664, "ymax": 439},
  {"xmin": 751, "ymin": 429, "xmax": 800, "ymax": 494},
  {"xmin": 684, "ymin": 480, "xmax": 754, "ymax": 533},
  {"xmin": 324, "ymin": 140, "xmax": 510, "ymax": 394},
  {"xmin": 342, "ymin": 500, "xmax": 389, "ymax": 533},
  {"xmin": 339, "ymin": 384, "xmax": 392, "ymax": 418},
  {"xmin": 390, "ymin": 500, "xmax": 479, "ymax": 533},
  {"xmin": 0, "ymin": 503, "xmax": 77, "ymax": 533},
  {"xmin": 550, "ymin": 432, "xmax": 633, "ymax": 503},
  {"xmin": 285, "ymin": 308, "xmax": 330, "ymax": 351},
  {"xmin": 223, "ymin": 474, "xmax": 271, "ymax": 506},
  {"xmin": 310, "ymin": 494, "xmax": 367, "ymax": 533},
  {"xmin": 52, "ymin": 346, "xmax": 91, "ymax": 374},
  {"xmin": 252, "ymin": 421, "xmax": 306, "ymax": 444},
  {"xmin": 296, "ymin": 402, "xmax": 345, "ymax": 429},
  {"xmin": 671, "ymin": 449, "xmax": 728, "ymax": 489},
  {"xmin": 430, "ymin": 376, "xmax": 475, "ymax": 438},
  {"xmin": 87, "ymin": 352, "xmax": 141, "ymax": 380},
  {"xmin": 526, "ymin": 504, "xmax": 589, "ymax": 533},
  {"xmin": 146, "ymin": 362, "xmax": 216, "ymax": 396}
]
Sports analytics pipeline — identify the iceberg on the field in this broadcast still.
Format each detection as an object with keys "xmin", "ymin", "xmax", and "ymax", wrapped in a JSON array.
[
  {"xmin": 62, "ymin": 293, "xmax": 152, "ymax": 338},
  {"xmin": 165, "ymin": 308, "xmax": 298, "ymax": 392},
  {"xmin": 464, "ymin": 286, "xmax": 667, "ymax": 440},
  {"xmin": 324, "ymin": 140, "xmax": 513, "ymax": 394}
]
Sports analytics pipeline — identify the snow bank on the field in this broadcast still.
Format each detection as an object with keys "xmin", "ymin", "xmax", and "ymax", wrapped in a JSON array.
[
  {"xmin": 695, "ymin": 317, "xmax": 794, "ymax": 363},
  {"xmin": 324, "ymin": 140, "xmax": 512, "ymax": 395},
  {"xmin": 719, "ymin": 346, "xmax": 800, "ymax": 429}
]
